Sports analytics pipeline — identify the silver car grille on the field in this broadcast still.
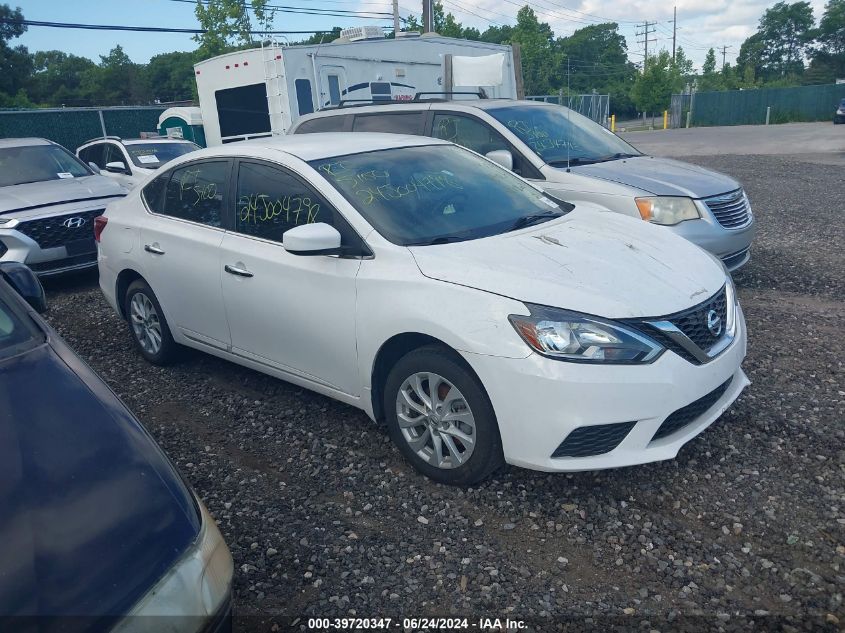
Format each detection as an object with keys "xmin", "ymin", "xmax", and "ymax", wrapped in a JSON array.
[{"xmin": 703, "ymin": 189, "xmax": 751, "ymax": 229}]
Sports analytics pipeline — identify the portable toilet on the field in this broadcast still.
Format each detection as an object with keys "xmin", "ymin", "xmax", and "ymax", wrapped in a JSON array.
[{"xmin": 157, "ymin": 106, "xmax": 206, "ymax": 147}]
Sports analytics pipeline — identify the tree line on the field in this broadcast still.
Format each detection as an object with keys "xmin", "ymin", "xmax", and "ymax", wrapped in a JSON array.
[{"xmin": 1, "ymin": 0, "xmax": 843, "ymax": 118}]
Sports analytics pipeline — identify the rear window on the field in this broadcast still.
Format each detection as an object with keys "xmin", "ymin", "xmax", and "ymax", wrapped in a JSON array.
[
  {"xmin": 126, "ymin": 142, "xmax": 199, "ymax": 169},
  {"xmin": 0, "ymin": 144, "xmax": 91, "ymax": 187},
  {"xmin": 295, "ymin": 116, "xmax": 348, "ymax": 134},
  {"xmin": 352, "ymin": 113, "xmax": 424, "ymax": 134}
]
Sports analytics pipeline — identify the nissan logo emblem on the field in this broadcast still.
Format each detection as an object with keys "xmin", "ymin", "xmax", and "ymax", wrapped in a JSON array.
[
  {"xmin": 706, "ymin": 309, "xmax": 723, "ymax": 337},
  {"xmin": 62, "ymin": 217, "xmax": 86, "ymax": 229}
]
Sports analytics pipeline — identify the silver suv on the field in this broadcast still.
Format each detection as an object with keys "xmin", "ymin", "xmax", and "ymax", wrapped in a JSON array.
[
  {"xmin": 291, "ymin": 99, "xmax": 755, "ymax": 271},
  {"xmin": 0, "ymin": 138, "xmax": 126, "ymax": 276}
]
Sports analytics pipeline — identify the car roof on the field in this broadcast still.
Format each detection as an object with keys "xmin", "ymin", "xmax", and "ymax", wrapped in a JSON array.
[
  {"xmin": 121, "ymin": 138, "xmax": 196, "ymax": 145},
  {"xmin": 201, "ymin": 132, "xmax": 450, "ymax": 162},
  {"xmin": 0, "ymin": 137, "xmax": 53, "ymax": 149}
]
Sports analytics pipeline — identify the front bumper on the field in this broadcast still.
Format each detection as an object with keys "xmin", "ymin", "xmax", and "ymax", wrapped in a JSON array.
[
  {"xmin": 0, "ymin": 206, "xmax": 113, "ymax": 276},
  {"xmin": 666, "ymin": 212, "xmax": 755, "ymax": 272},
  {"xmin": 464, "ymin": 306, "xmax": 749, "ymax": 472}
]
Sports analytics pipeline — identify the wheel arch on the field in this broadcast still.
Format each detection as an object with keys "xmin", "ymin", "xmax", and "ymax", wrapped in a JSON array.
[
  {"xmin": 115, "ymin": 268, "xmax": 146, "ymax": 319},
  {"xmin": 370, "ymin": 332, "xmax": 487, "ymax": 426}
]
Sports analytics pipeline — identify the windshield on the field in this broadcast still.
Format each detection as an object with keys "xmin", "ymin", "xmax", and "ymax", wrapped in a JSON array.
[
  {"xmin": 311, "ymin": 145, "xmax": 568, "ymax": 245},
  {"xmin": 487, "ymin": 105, "xmax": 641, "ymax": 166},
  {"xmin": 0, "ymin": 144, "xmax": 91, "ymax": 187},
  {"xmin": 126, "ymin": 142, "xmax": 200, "ymax": 169}
]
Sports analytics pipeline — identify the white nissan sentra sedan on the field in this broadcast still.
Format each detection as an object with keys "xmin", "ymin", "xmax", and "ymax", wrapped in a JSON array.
[{"xmin": 97, "ymin": 133, "xmax": 749, "ymax": 485}]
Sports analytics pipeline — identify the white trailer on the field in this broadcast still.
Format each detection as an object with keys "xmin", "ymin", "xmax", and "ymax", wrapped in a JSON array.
[{"xmin": 194, "ymin": 30, "xmax": 520, "ymax": 146}]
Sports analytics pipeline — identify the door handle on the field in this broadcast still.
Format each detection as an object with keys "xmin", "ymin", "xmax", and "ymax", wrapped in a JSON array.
[
  {"xmin": 144, "ymin": 244, "xmax": 165, "ymax": 255},
  {"xmin": 224, "ymin": 264, "xmax": 254, "ymax": 278}
]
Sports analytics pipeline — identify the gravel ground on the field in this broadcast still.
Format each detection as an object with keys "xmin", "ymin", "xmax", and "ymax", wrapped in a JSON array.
[{"xmin": 41, "ymin": 154, "xmax": 843, "ymax": 631}]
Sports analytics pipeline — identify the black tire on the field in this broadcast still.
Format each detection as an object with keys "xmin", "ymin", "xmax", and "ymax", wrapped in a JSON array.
[
  {"xmin": 383, "ymin": 345, "xmax": 504, "ymax": 486},
  {"xmin": 124, "ymin": 279, "xmax": 180, "ymax": 365}
]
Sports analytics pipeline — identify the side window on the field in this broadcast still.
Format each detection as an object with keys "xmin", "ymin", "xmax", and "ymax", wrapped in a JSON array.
[
  {"xmin": 352, "ymin": 113, "xmax": 424, "ymax": 134},
  {"xmin": 235, "ymin": 162, "xmax": 330, "ymax": 243},
  {"xmin": 104, "ymin": 144, "xmax": 129, "ymax": 171},
  {"xmin": 142, "ymin": 172, "xmax": 169, "ymax": 214},
  {"xmin": 160, "ymin": 160, "xmax": 229, "ymax": 227},
  {"xmin": 81, "ymin": 144, "xmax": 105, "ymax": 169},
  {"xmin": 295, "ymin": 79, "xmax": 314, "ymax": 116},
  {"xmin": 295, "ymin": 116, "xmax": 348, "ymax": 134},
  {"xmin": 431, "ymin": 113, "xmax": 509, "ymax": 155},
  {"xmin": 327, "ymin": 74, "xmax": 341, "ymax": 106},
  {"xmin": 370, "ymin": 82, "xmax": 391, "ymax": 102}
]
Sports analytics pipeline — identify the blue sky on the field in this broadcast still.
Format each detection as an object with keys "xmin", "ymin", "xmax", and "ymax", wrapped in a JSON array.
[{"xmin": 11, "ymin": 0, "xmax": 829, "ymax": 69}]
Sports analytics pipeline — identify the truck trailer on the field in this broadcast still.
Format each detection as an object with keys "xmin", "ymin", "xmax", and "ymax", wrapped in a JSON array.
[{"xmin": 194, "ymin": 28, "xmax": 520, "ymax": 146}]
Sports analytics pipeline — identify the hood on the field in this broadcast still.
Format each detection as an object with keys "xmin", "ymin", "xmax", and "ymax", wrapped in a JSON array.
[
  {"xmin": 0, "ymin": 340, "xmax": 200, "ymax": 621},
  {"xmin": 409, "ymin": 207, "xmax": 726, "ymax": 319},
  {"xmin": 568, "ymin": 156, "xmax": 740, "ymax": 198},
  {"xmin": 0, "ymin": 175, "xmax": 125, "ymax": 215}
]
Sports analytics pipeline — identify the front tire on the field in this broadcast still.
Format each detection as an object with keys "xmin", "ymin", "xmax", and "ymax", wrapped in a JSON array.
[
  {"xmin": 124, "ymin": 280, "xmax": 180, "ymax": 365},
  {"xmin": 383, "ymin": 345, "xmax": 504, "ymax": 485}
]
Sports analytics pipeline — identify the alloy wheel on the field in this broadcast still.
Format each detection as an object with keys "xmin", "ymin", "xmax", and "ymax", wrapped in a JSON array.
[
  {"xmin": 130, "ymin": 292, "xmax": 163, "ymax": 355},
  {"xmin": 395, "ymin": 372, "xmax": 476, "ymax": 469}
]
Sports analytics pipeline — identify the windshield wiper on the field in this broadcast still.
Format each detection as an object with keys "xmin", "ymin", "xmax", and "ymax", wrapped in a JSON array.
[
  {"xmin": 405, "ymin": 235, "xmax": 469, "ymax": 246},
  {"xmin": 508, "ymin": 211, "xmax": 564, "ymax": 232},
  {"xmin": 547, "ymin": 157, "xmax": 600, "ymax": 167}
]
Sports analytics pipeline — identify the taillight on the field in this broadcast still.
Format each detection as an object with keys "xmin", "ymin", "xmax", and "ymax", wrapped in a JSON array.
[{"xmin": 94, "ymin": 215, "xmax": 108, "ymax": 242}]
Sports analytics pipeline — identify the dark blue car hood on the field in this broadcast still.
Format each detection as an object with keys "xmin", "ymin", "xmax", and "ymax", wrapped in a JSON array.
[
  {"xmin": 0, "ymin": 337, "xmax": 200, "ymax": 624},
  {"xmin": 567, "ymin": 155, "xmax": 740, "ymax": 198}
]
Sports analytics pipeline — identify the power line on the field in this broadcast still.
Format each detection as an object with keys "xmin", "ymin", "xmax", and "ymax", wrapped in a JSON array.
[
  {"xmin": 636, "ymin": 21, "xmax": 657, "ymax": 64},
  {"xmin": 165, "ymin": 0, "xmax": 394, "ymax": 20},
  {"xmin": 0, "ymin": 17, "xmax": 376, "ymax": 34},
  {"xmin": 717, "ymin": 44, "xmax": 732, "ymax": 68}
]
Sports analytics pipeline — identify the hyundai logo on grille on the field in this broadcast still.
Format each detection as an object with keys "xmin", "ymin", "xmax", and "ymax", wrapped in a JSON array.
[
  {"xmin": 706, "ymin": 309, "xmax": 723, "ymax": 336},
  {"xmin": 62, "ymin": 217, "xmax": 87, "ymax": 229}
]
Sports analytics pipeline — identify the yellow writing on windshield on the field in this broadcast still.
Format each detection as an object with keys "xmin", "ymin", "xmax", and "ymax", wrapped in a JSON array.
[
  {"xmin": 238, "ymin": 193, "xmax": 320, "ymax": 225},
  {"xmin": 318, "ymin": 161, "xmax": 463, "ymax": 206},
  {"xmin": 506, "ymin": 120, "xmax": 577, "ymax": 153},
  {"xmin": 179, "ymin": 169, "xmax": 218, "ymax": 206}
]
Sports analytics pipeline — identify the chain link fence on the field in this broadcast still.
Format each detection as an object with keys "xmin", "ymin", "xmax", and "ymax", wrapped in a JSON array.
[
  {"xmin": 0, "ymin": 106, "xmax": 166, "ymax": 152},
  {"xmin": 526, "ymin": 93, "xmax": 610, "ymax": 127}
]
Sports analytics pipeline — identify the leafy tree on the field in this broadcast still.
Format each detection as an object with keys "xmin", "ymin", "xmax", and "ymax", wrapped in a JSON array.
[
  {"xmin": 193, "ymin": 0, "xmax": 274, "ymax": 58},
  {"xmin": 509, "ymin": 7, "xmax": 559, "ymax": 94},
  {"xmin": 698, "ymin": 47, "xmax": 723, "ymax": 91},
  {"xmin": 145, "ymin": 51, "xmax": 197, "ymax": 102},
  {"xmin": 758, "ymin": 1, "xmax": 815, "ymax": 78},
  {"xmin": 0, "ymin": 4, "xmax": 32, "ymax": 103},
  {"xmin": 27, "ymin": 51, "xmax": 96, "ymax": 106},
  {"xmin": 808, "ymin": 0, "xmax": 845, "ymax": 81},
  {"xmin": 78, "ymin": 45, "xmax": 148, "ymax": 106},
  {"xmin": 736, "ymin": 31, "xmax": 765, "ymax": 83},
  {"xmin": 632, "ymin": 50, "xmax": 682, "ymax": 120}
]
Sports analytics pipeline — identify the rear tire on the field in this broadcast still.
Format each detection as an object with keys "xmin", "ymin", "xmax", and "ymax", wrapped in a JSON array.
[
  {"xmin": 124, "ymin": 280, "xmax": 180, "ymax": 365},
  {"xmin": 383, "ymin": 345, "xmax": 504, "ymax": 486}
]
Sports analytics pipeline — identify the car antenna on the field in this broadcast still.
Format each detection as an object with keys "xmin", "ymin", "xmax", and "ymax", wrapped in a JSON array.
[{"xmin": 565, "ymin": 56, "xmax": 571, "ymax": 173}]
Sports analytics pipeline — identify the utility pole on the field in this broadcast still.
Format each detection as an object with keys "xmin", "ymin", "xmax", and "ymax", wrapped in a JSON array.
[
  {"xmin": 422, "ymin": 0, "xmax": 433, "ymax": 33},
  {"xmin": 636, "ymin": 21, "xmax": 657, "ymax": 65},
  {"xmin": 672, "ymin": 6, "xmax": 677, "ymax": 61},
  {"xmin": 717, "ymin": 45, "xmax": 732, "ymax": 69},
  {"xmin": 393, "ymin": 0, "xmax": 400, "ymax": 35}
]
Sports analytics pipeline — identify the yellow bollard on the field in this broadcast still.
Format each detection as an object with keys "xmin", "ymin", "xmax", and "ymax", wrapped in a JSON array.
[
  {"xmin": 663, "ymin": 110, "xmax": 668, "ymax": 130},
  {"xmin": 611, "ymin": 114, "xmax": 616, "ymax": 133}
]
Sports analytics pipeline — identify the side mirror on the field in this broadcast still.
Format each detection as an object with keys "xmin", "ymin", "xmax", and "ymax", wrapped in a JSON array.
[
  {"xmin": 0, "ymin": 262, "xmax": 47, "ymax": 313},
  {"xmin": 105, "ymin": 161, "xmax": 129, "ymax": 175},
  {"xmin": 486, "ymin": 149, "xmax": 514, "ymax": 171},
  {"xmin": 88, "ymin": 161, "xmax": 101, "ymax": 173},
  {"xmin": 283, "ymin": 223, "xmax": 342, "ymax": 256}
]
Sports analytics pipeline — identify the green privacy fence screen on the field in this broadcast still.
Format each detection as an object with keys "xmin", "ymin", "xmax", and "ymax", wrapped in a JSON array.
[
  {"xmin": 0, "ymin": 106, "xmax": 166, "ymax": 151},
  {"xmin": 680, "ymin": 83, "xmax": 845, "ymax": 127}
]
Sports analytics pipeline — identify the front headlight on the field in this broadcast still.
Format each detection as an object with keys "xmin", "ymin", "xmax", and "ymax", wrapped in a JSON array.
[
  {"xmin": 509, "ymin": 305, "xmax": 664, "ymax": 363},
  {"xmin": 635, "ymin": 196, "xmax": 700, "ymax": 226},
  {"xmin": 115, "ymin": 499, "xmax": 233, "ymax": 631}
]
